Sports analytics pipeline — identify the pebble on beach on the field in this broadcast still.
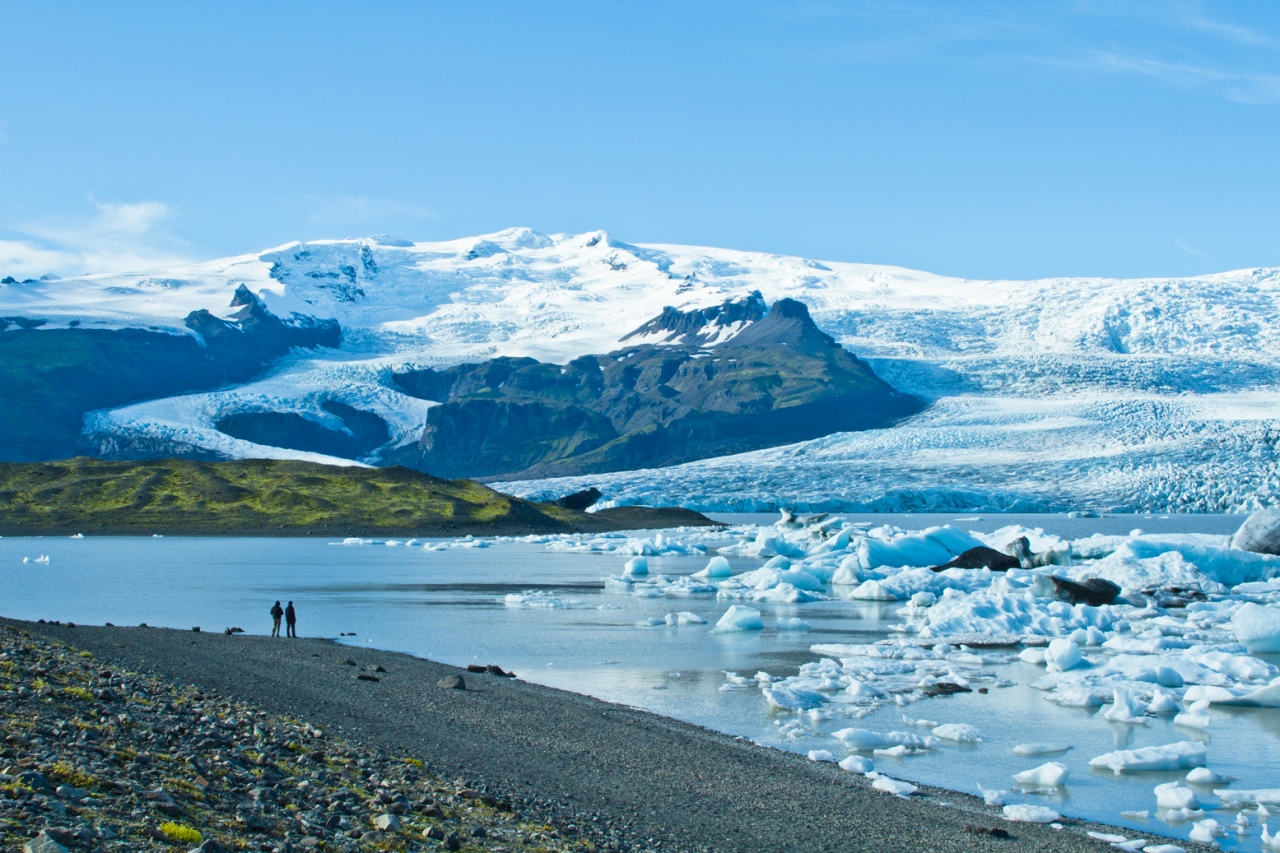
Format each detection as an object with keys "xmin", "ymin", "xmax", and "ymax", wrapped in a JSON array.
[{"xmin": 0, "ymin": 625, "xmax": 590, "ymax": 853}]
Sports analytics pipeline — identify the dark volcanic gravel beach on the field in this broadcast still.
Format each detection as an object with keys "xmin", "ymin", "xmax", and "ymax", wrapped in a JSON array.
[{"xmin": 5, "ymin": 619, "xmax": 1204, "ymax": 853}]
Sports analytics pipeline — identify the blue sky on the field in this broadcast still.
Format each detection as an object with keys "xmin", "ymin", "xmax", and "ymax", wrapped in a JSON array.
[{"xmin": 0, "ymin": 1, "xmax": 1278, "ymax": 280}]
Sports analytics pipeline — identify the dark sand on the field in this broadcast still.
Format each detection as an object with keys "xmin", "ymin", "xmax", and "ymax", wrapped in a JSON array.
[{"xmin": 12, "ymin": 620, "xmax": 1202, "ymax": 853}]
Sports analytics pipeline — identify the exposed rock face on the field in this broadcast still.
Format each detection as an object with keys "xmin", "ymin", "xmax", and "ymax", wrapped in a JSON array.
[
  {"xmin": 1231, "ymin": 508, "xmax": 1280, "ymax": 555},
  {"xmin": 0, "ymin": 286, "xmax": 340, "ymax": 462},
  {"xmin": 392, "ymin": 297, "xmax": 924, "ymax": 479},
  {"xmin": 214, "ymin": 401, "xmax": 389, "ymax": 460},
  {"xmin": 620, "ymin": 291, "xmax": 768, "ymax": 347},
  {"xmin": 183, "ymin": 284, "xmax": 340, "ymax": 376}
]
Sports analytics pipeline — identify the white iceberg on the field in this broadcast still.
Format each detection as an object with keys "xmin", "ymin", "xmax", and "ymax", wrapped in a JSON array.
[
  {"xmin": 833, "ymin": 728, "xmax": 938, "ymax": 751},
  {"xmin": 1013, "ymin": 762, "xmax": 1069, "ymax": 787},
  {"xmin": 932, "ymin": 723, "xmax": 982, "ymax": 743},
  {"xmin": 1002, "ymin": 804, "xmax": 1060, "ymax": 823},
  {"xmin": 1154, "ymin": 782, "xmax": 1199, "ymax": 810},
  {"xmin": 1089, "ymin": 741, "xmax": 1208, "ymax": 774},
  {"xmin": 1232, "ymin": 602, "xmax": 1280, "ymax": 654},
  {"xmin": 713, "ymin": 605, "xmax": 763, "ymax": 632}
]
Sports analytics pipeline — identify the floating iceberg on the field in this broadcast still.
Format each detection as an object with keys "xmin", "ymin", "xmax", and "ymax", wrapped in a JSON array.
[
  {"xmin": 1089, "ymin": 742, "xmax": 1208, "ymax": 774},
  {"xmin": 1232, "ymin": 602, "xmax": 1280, "ymax": 654},
  {"xmin": 1013, "ymin": 762, "xmax": 1069, "ymax": 787},
  {"xmin": 713, "ymin": 605, "xmax": 763, "ymax": 632}
]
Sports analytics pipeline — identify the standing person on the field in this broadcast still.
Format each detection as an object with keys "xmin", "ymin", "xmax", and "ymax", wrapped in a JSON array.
[
  {"xmin": 285, "ymin": 601, "xmax": 297, "ymax": 638},
  {"xmin": 270, "ymin": 600, "xmax": 284, "ymax": 637}
]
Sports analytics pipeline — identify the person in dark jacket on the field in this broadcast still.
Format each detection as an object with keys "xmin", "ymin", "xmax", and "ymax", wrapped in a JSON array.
[
  {"xmin": 270, "ymin": 600, "xmax": 284, "ymax": 637},
  {"xmin": 285, "ymin": 601, "xmax": 297, "ymax": 638}
]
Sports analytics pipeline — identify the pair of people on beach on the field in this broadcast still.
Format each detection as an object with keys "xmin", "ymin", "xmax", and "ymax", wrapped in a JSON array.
[{"xmin": 270, "ymin": 600, "xmax": 297, "ymax": 638}]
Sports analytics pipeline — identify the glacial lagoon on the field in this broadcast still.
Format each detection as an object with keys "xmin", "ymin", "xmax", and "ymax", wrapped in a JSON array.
[{"xmin": 4, "ymin": 513, "xmax": 1279, "ymax": 852}]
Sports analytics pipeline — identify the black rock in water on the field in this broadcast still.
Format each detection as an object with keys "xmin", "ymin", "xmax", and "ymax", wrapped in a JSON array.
[
  {"xmin": 931, "ymin": 546, "xmax": 1020, "ymax": 572},
  {"xmin": 1050, "ymin": 575, "xmax": 1121, "ymax": 606}
]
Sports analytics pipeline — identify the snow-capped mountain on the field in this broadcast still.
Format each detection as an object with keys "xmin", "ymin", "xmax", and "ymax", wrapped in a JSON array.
[{"xmin": 4, "ymin": 227, "xmax": 1280, "ymax": 512}]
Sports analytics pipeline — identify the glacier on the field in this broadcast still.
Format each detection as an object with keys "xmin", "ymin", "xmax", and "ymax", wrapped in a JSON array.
[{"xmin": 4, "ymin": 227, "xmax": 1280, "ymax": 510}]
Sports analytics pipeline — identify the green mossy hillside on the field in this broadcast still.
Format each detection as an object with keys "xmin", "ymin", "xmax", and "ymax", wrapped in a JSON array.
[{"xmin": 0, "ymin": 457, "xmax": 593, "ymax": 536}]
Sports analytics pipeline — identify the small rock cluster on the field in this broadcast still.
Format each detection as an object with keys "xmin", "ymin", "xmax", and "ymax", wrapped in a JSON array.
[{"xmin": 0, "ymin": 625, "xmax": 602, "ymax": 853}]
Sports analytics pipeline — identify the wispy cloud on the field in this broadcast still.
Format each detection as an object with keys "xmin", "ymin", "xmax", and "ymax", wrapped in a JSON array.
[
  {"xmin": 1174, "ymin": 238, "xmax": 1213, "ymax": 261},
  {"xmin": 1053, "ymin": 49, "xmax": 1280, "ymax": 104},
  {"xmin": 0, "ymin": 196, "xmax": 191, "ymax": 279},
  {"xmin": 776, "ymin": 0, "xmax": 1280, "ymax": 105}
]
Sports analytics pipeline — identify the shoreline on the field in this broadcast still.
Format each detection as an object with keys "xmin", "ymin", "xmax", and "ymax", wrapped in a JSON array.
[
  {"xmin": 4, "ymin": 618, "xmax": 1207, "ymax": 853},
  {"xmin": 0, "ymin": 507, "xmax": 720, "ymax": 539}
]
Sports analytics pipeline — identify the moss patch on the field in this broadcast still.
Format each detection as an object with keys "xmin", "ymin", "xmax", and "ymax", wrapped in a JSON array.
[{"xmin": 0, "ymin": 457, "xmax": 715, "ymax": 536}]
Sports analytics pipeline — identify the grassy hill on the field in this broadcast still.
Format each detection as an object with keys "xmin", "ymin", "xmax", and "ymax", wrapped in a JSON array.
[{"xmin": 0, "ymin": 458, "xmax": 712, "ymax": 536}]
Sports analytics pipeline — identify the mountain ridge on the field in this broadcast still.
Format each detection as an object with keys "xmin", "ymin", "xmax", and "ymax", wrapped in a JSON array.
[
  {"xmin": 2, "ymin": 228, "xmax": 1280, "ymax": 512},
  {"xmin": 388, "ymin": 297, "xmax": 922, "ymax": 479}
]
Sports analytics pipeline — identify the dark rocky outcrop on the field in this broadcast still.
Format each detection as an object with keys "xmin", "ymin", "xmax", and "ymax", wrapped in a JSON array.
[
  {"xmin": 391, "ymin": 297, "xmax": 924, "ymax": 479},
  {"xmin": 550, "ymin": 487, "xmax": 603, "ymax": 511},
  {"xmin": 0, "ymin": 287, "xmax": 340, "ymax": 462},
  {"xmin": 182, "ymin": 284, "xmax": 339, "ymax": 377},
  {"xmin": 215, "ymin": 401, "xmax": 389, "ymax": 459},
  {"xmin": 1049, "ymin": 576, "xmax": 1121, "ymax": 606}
]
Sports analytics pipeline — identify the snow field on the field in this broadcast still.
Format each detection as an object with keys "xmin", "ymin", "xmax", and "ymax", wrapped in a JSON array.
[{"xmin": 6, "ymin": 227, "xmax": 1278, "ymax": 514}]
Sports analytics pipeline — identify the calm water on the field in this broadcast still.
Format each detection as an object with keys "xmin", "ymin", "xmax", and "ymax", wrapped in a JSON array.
[{"xmin": 2, "ymin": 513, "xmax": 1275, "ymax": 851}]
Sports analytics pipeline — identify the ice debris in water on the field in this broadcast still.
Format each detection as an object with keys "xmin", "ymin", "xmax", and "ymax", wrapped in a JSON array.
[
  {"xmin": 692, "ymin": 555, "xmax": 733, "ymax": 579},
  {"xmin": 1002, "ymin": 803, "xmax": 1060, "ymax": 823},
  {"xmin": 931, "ymin": 723, "xmax": 982, "ymax": 743},
  {"xmin": 1045, "ymin": 638, "xmax": 1084, "ymax": 672},
  {"xmin": 1189, "ymin": 819, "xmax": 1225, "ymax": 844},
  {"xmin": 623, "ymin": 556, "xmax": 649, "ymax": 576},
  {"xmin": 1215, "ymin": 789, "xmax": 1280, "ymax": 806},
  {"xmin": 1172, "ymin": 697, "xmax": 1211, "ymax": 729},
  {"xmin": 833, "ymin": 728, "xmax": 938, "ymax": 751},
  {"xmin": 663, "ymin": 611, "xmax": 707, "ymax": 626},
  {"xmin": 1013, "ymin": 743, "xmax": 1073, "ymax": 755},
  {"xmin": 1185, "ymin": 766, "xmax": 1232, "ymax": 784},
  {"xmin": 512, "ymin": 514, "xmax": 1280, "ymax": 824},
  {"xmin": 1013, "ymin": 762, "xmax": 1070, "ymax": 787},
  {"xmin": 838, "ymin": 755, "xmax": 873, "ymax": 774},
  {"xmin": 1101, "ymin": 687, "xmax": 1150, "ymax": 724},
  {"xmin": 807, "ymin": 749, "xmax": 833, "ymax": 762},
  {"xmin": 1232, "ymin": 602, "xmax": 1280, "ymax": 654},
  {"xmin": 776, "ymin": 617, "xmax": 810, "ymax": 631},
  {"xmin": 978, "ymin": 784, "xmax": 1008, "ymax": 806},
  {"xmin": 713, "ymin": 605, "xmax": 763, "ymax": 632},
  {"xmin": 1089, "ymin": 742, "xmax": 1208, "ymax": 774},
  {"xmin": 1153, "ymin": 782, "xmax": 1199, "ymax": 810}
]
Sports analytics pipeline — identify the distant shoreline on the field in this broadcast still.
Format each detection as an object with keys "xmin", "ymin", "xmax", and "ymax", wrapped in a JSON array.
[
  {"xmin": 0, "ymin": 505, "xmax": 718, "ymax": 538},
  {"xmin": 0, "ymin": 457, "xmax": 720, "ymax": 538}
]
